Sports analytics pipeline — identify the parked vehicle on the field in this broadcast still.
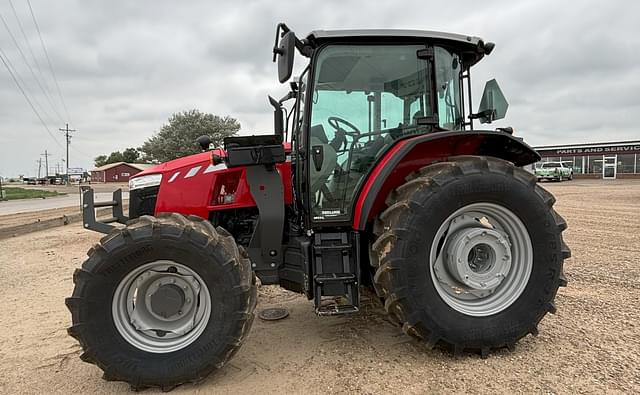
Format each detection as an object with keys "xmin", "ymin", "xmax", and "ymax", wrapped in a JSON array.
[
  {"xmin": 67, "ymin": 23, "xmax": 570, "ymax": 390},
  {"xmin": 535, "ymin": 161, "xmax": 573, "ymax": 181}
]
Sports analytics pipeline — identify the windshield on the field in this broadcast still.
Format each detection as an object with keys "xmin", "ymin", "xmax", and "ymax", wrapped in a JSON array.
[
  {"xmin": 542, "ymin": 163, "xmax": 561, "ymax": 168},
  {"xmin": 308, "ymin": 44, "xmax": 463, "ymax": 222}
]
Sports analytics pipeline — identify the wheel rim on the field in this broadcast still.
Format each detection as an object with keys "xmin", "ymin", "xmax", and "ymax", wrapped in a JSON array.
[
  {"xmin": 112, "ymin": 260, "xmax": 211, "ymax": 353},
  {"xmin": 429, "ymin": 203, "xmax": 533, "ymax": 317}
]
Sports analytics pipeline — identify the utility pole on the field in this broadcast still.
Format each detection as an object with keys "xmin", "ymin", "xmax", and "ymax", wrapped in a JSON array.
[
  {"xmin": 59, "ymin": 123, "xmax": 76, "ymax": 184},
  {"xmin": 41, "ymin": 150, "xmax": 51, "ymax": 177},
  {"xmin": 37, "ymin": 158, "xmax": 42, "ymax": 178}
]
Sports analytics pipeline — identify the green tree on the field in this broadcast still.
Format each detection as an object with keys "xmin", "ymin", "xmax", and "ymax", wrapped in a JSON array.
[
  {"xmin": 106, "ymin": 151, "xmax": 125, "ymax": 164},
  {"xmin": 94, "ymin": 147, "xmax": 140, "ymax": 167},
  {"xmin": 94, "ymin": 155, "xmax": 108, "ymax": 167},
  {"xmin": 140, "ymin": 110, "xmax": 239, "ymax": 162},
  {"xmin": 121, "ymin": 147, "xmax": 140, "ymax": 163}
]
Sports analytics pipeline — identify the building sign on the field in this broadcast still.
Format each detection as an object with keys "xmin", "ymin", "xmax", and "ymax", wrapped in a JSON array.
[
  {"xmin": 68, "ymin": 167, "xmax": 84, "ymax": 175},
  {"xmin": 539, "ymin": 143, "xmax": 640, "ymax": 157}
]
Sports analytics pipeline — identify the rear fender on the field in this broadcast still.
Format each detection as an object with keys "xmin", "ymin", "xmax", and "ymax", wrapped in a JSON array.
[{"xmin": 352, "ymin": 130, "xmax": 540, "ymax": 230}]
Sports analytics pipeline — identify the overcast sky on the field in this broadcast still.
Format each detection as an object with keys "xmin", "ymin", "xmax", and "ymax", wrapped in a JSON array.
[{"xmin": 1, "ymin": 0, "xmax": 639, "ymax": 177}]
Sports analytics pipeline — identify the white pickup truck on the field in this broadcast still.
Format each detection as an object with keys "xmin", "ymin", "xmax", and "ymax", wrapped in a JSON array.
[{"xmin": 535, "ymin": 161, "xmax": 573, "ymax": 182}]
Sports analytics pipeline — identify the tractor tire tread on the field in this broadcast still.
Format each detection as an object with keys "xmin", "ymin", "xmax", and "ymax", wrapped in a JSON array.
[
  {"xmin": 66, "ymin": 212, "xmax": 256, "ymax": 390},
  {"xmin": 371, "ymin": 155, "xmax": 570, "ymax": 356}
]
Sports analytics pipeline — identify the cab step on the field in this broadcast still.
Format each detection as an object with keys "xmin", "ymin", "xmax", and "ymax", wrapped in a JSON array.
[
  {"xmin": 314, "ymin": 273, "xmax": 356, "ymax": 284},
  {"xmin": 316, "ymin": 303, "xmax": 359, "ymax": 316},
  {"xmin": 312, "ymin": 232, "xmax": 360, "ymax": 316}
]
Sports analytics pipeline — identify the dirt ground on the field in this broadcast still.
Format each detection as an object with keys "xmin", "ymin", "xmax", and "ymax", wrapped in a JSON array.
[{"xmin": 1, "ymin": 179, "xmax": 639, "ymax": 394}]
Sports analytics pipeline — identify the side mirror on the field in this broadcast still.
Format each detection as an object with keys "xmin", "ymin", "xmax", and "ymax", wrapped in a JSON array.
[
  {"xmin": 268, "ymin": 96, "xmax": 285, "ymax": 137},
  {"xmin": 274, "ymin": 31, "xmax": 296, "ymax": 83},
  {"xmin": 196, "ymin": 135, "xmax": 212, "ymax": 151},
  {"xmin": 475, "ymin": 79, "xmax": 509, "ymax": 124}
]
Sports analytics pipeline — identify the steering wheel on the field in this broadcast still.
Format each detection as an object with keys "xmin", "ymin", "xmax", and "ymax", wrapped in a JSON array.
[{"xmin": 328, "ymin": 116, "xmax": 361, "ymax": 137}]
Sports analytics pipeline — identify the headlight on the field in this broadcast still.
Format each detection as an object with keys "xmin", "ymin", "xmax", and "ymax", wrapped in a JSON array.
[{"xmin": 129, "ymin": 174, "xmax": 162, "ymax": 190}]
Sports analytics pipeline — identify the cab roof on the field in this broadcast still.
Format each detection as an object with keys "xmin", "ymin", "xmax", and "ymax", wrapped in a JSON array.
[{"xmin": 305, "ymin": 29, "xmax": 492, "ymax": 67}]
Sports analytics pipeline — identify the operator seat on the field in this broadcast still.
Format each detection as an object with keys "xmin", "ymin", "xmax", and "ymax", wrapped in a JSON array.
[{"xmin": 309, "ymin": 124, "xmax": 337, "ymax": 199}]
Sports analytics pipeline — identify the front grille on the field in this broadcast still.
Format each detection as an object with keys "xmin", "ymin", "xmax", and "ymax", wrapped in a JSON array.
[{"xmin": 129, "ymin": 186, "xmax": 159, "ymax": 219}]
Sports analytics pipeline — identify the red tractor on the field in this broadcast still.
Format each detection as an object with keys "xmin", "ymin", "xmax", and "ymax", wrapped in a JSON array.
[{"xmin": 68, "ymin": 24, "xmax": 569, "ymax": 390}]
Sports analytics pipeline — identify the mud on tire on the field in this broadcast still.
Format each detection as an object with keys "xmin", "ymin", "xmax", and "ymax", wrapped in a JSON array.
[
  {"xmin": 65, "ymin": 213, "xmax": 257, "ymax": 391},
  {"xmin": 372, "ymin": 156, "xmax": 570, "ymax": 356}
]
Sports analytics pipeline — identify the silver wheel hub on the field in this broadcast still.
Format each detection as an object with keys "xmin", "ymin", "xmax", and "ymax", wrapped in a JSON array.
[
  {"xmin": 444, "ymin": 226, "xmax": 511, "ymax": 294},
  {"xmin": 430, "ymin": 204, "xmax": 533, "ymax": 316},
  {"xmin": 112, "ymin": 261, "xmax": 211, "ymax": 353}
]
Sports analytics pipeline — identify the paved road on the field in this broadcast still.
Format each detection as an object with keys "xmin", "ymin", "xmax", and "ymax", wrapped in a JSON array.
[{"xmin": 0, "ymin": 192, "xmax": 129, "ymax": 216}]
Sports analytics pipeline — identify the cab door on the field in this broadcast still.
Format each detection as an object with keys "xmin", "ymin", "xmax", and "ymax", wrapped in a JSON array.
[{"xmin": 305, "ymin": 44, "xmax": 445, "ymax": 224}]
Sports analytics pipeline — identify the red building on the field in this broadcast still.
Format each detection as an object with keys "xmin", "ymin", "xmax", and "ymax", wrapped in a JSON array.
[{"xmin": 90, "ymin": 162, "xmax": 153, "ymax": 183}]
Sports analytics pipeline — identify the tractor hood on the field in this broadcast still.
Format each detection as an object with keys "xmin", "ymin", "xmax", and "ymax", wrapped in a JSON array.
[
  {"xmin": 132, "ymin": 150, "xmax": 223, "ymax": 179},
  {"xmin": 132, "ymin": 142, "xmax": 292, "ymax": 179}
]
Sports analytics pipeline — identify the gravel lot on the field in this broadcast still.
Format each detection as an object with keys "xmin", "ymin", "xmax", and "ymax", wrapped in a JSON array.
[{"xmin": 1, "ymin": 179, "xmax": 639, "ymax": 394}]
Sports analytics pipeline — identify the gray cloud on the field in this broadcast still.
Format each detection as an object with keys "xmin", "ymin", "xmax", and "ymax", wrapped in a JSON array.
[{"xmin": 1, "ymin": 0, "xmax": 639, "ymax": 177}]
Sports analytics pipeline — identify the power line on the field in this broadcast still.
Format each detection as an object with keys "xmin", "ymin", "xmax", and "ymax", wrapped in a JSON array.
[
  {"xmin": 0, "ymin": 43, "xmax": 60, "ymax": 130},
  {"xmin": 26, "ymin": 0, "xmax": 72, "ymax": 124},
  {"xmin": 0, "ymin": 50, "xmax": 64, "ymax": 149},
  {"xmin": 0, "ymin": 45, "xmax": 57, "ymax": 127},
  {"xmin": 0, "ymin": 11, "xmax": 65, "ymax": 124},
  {"xmin": 7, "ymin": 0, "xmax": 62, "ymax": 120},
  {"xmin": 8, "ymin": 1, "xmax": 45, "ymax": 81}
]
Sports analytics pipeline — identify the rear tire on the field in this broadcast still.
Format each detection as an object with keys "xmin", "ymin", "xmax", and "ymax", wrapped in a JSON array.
[
  {"xmin": 66, "ymin": 213, "xmax": 257, "ymax": 390},
  {"xmin": 372, "ymin": 156, "xmax": 569, "ymax": 355}
]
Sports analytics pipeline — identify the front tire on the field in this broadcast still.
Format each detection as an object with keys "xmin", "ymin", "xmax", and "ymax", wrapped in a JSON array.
[
  {"xmin": 66, "ymin": 213, "xmax": 257, "ymax": 390},
  {"xmin": 372, "ymin": 156, "xmax": 569, "ymax": 355}
]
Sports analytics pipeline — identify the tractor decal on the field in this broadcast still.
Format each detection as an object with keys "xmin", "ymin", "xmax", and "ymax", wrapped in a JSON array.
[{"xmin": 184, "ymin": 165, "xmax": 202, "ymax": 178}]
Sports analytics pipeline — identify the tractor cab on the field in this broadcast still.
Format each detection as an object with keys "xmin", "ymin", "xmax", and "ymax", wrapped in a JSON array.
[{"xmin": 270, "ymin": 25, "xmax": 508, "ymax": 225}]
